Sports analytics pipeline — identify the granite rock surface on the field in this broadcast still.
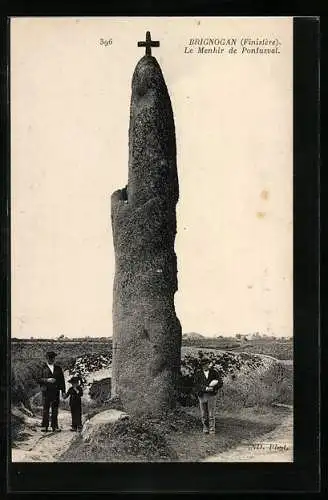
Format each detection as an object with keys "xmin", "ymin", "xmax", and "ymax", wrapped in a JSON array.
[{"xmin": 111, "ymin": 56, "xmax": 181, "ymax": 416}]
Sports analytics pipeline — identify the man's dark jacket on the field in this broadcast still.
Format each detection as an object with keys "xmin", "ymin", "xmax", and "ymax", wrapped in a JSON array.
[
  {"xmin": 193, "ymin": 367, "xmax": 223, "ymax": 397},
  {"xmin": 38, "ymin": 363, "xmax": 66, "ymax": 399}
]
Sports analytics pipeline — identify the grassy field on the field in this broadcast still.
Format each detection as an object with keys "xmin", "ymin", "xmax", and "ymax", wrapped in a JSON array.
[
  {"xmin": 12, "ymin": 336, "xmax": 293, "ymax": 360},
  {"xmin": 182, "ymin": 339, "xmax": 293, "ymax": 360},
  {"xmin": 12, "ymin": 340, "xmax": 111, "ymax": 363}
]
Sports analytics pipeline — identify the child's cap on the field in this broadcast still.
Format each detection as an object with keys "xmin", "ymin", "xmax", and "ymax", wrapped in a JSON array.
[{"xmin": 68, "ymin": 376, "xmax": 80, "ymax": 384}]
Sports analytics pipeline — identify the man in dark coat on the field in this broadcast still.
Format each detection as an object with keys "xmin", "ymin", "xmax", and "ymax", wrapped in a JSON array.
[
  {"xmin": 194, "ymin": 357, "xmax": 223, "ymax": 434},
  {"xmin": 38, "ymin": 351, "xmax": 66, "ymax": 432}
]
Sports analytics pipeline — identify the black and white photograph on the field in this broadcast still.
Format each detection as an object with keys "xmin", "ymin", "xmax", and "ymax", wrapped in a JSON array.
[{"xmin": 10, "ymin": 16, "xmax": 294, "ymax": 464}]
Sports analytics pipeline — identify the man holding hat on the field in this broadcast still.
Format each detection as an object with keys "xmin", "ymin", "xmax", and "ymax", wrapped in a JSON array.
[
  {"xmin": 38, "ymin": 351, "xmax": 66, "ymax": 432},
  {"xmin": 193, "ymin": 357, "xmax": 223, "ymax": 435}
]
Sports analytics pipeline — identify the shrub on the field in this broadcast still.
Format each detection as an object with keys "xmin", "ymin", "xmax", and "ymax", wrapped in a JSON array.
[
  {"xmin": 178, "ymin": 350, "xmax": 292, "ymax": 408},
  {"xmin": 259, "ymin": 362, "xmax": 293, "ymax": 405},
  {"xmin": 216, "ymin": 362, "xmax": 293, "ymax": 410},
  {"xmin": 89, "ymin": 378, "xmax": 111, "ymax": 403},
  {"xmin": 67, "ymin": 353, "xmax": 112, "ymax": 385},
  {"xmin": 11, "ymin": 412, "xmax": 25, "ymax": 442},
  {"xmin": 11, "ymin": 360, "xmax": 41, "ymax": 408},
  {"xmin": 62, "ymin": 416, "xmax": 177, "ymax": 462}
]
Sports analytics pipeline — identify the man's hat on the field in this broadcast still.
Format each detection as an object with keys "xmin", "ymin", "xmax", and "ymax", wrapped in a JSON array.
[
  {"xmin": 68, "ymin": 376, "xmax": 80, "ymax": 384},
  {"xmin": 46, "ymin": 351, "xmax": 57, "ymax": 358},
  {"xmin": 200, "ymin": 357, "xmax": 210, "ymax": 365}
]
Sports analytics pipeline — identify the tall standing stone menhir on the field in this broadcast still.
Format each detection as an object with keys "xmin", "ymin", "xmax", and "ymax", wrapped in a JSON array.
[{"xmin": 111, "ymin": 32, "xmax": 182, "ymax": 416}]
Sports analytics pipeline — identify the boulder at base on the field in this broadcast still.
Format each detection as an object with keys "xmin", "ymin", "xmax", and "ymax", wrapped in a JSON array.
[{"xmin": 81, "ymin": 409, "xmax": 129, "ymax": 443}]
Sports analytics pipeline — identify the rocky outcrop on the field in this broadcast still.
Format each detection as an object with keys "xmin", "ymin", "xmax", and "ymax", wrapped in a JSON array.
[
  {"xmin": 111, "ymin": 55, "xmax": 181, "ymax": 416},
  {"xmin": 81, "ymin": 409, "xmax": 129, "ymax": 443}
]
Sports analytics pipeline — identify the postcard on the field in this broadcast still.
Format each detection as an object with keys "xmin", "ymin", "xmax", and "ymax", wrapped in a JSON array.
[{"xmin": 10, "ymin": 16, "xmax": 294, "ymax": 466}]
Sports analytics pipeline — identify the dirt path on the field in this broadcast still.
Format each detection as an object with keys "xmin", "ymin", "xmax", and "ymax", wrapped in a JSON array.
[
  {"xmin": 12, "ymin": 408, "xmax": 293, "ymax": 463},
  {"xmin": 12, "ymin": 366, "xmax": 111, "ymax": 463},
  {"xmin": 12, "ymin": 410, "xmax": 78, "ymax": 462},
  {"xmin": 203, "ymin": 411, "xmax": 293, "ymax": 462}
]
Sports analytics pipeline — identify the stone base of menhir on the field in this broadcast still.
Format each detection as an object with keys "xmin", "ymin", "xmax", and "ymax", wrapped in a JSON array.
[{"xmin": 81, "ymin": 409, "xmax": 129, "ymax": 443}]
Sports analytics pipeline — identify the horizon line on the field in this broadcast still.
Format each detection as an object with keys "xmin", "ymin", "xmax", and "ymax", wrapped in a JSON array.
[{"xmin": 11, "ymin": 333, "xmax": 293, "ymax": 340}]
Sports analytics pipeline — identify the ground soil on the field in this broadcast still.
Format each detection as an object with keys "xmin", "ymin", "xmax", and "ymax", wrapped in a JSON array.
[
  {"xmin": 162, "ymin": 405, "xmax": 292, "ymax": 462},
  {"xmin": 12, "ymin": 405, "xmax": 292, "ymax": 463},
  {"xmin": 203, "ymin": 409, "xmax": 293, "ymax": 462},
  {"xmin": 11, "ymin": 409, "xmax": 79, "ymax": 462}
]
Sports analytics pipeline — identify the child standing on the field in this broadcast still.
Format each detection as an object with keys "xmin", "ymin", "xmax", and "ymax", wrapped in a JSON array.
[{"xmin": 64, "ymin": 376, "xmax": 83, "ymax": 431}]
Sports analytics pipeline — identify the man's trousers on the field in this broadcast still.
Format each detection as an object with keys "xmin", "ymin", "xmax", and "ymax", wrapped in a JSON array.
[
  {"xmin": 41, "ymin": 391, "xmax": 60, "ymax": 429},
  {"xmin": 198, "ymin": 393, "xmax": 217, "ymax": 432}
]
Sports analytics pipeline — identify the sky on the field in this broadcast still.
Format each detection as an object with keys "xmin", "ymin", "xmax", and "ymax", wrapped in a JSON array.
[{"xmin": 11, "ymin": 17, "xmax": 293, "ymax": 339}]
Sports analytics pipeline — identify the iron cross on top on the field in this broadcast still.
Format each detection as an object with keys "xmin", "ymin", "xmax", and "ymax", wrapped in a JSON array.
[{"xmin": 137, "ymin": 31, "xmax": 160, "ymax": 56}]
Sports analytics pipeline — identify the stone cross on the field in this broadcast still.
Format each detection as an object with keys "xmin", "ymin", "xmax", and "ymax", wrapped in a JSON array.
[{"xmin": 137, "ymin": 31, "xmax": 160, "ymax": 56}]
